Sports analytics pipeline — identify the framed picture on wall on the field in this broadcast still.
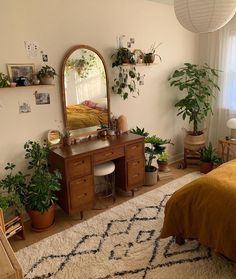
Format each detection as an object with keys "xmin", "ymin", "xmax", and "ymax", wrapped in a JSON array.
[{"xmin": 7, "ymin": 63, "xmax": 35, "ymax": 82}]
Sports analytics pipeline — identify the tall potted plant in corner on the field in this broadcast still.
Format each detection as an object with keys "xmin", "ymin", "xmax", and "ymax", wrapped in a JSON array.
[
  {"xmin": 23, "ymin": 140, "xmax": 61, "ymax": 231},
  {"xmin": 168, "ymin": 63, "xmax": 220, "ymax": 150}
]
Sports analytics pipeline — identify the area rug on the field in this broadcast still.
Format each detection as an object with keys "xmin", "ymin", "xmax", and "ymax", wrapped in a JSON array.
[{"xmin": 16, "ymin": 172, "xmax": 236, "ymax": 279}]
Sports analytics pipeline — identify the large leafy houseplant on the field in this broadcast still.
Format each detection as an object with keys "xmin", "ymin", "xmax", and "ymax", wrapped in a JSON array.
[
  {"xmin": 24, "ymin": 140, "xmax": 61, "ymax": 213},
  {"xmin": 168, "ymin": 63, "xmax": 220, "ymax": 135},
  {"xmin": 23, "ymin": 140, "xmax": 61, "ymax": 231}
]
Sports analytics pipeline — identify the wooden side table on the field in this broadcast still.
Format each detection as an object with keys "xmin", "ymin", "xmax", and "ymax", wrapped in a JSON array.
[{"xmin": 218, "ymin": 139, "xmax": 236, "ymax": 162}]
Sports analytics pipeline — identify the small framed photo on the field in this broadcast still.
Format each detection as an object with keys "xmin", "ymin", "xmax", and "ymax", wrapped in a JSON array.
[
  {"xmin": 35, "ymin": 92, "xmax": 50, "ymax": 105},
  {"xmin": 7, "ymin": 64, "xmax": 35, "ymax": 82}
]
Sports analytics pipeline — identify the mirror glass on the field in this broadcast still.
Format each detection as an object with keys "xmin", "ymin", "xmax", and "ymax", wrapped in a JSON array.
[{"xmin": 62, "ymin": 46, "xmax": 109, "ymax": 135}]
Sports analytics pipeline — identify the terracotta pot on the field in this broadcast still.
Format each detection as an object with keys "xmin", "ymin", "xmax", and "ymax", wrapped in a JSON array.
[
  {"xmin": 157, "ymin": 160, "xmax": 169, "ymax": 172},
  {"xmin": 27, "ymin": 204, "xmax": 55, "ymax": 232},
  {"xmin": 144, "ymin": 166, "xmax": 158, "ymax": 186},
  {"xmin": 40, "ymin": 76, "xmax": 54, "ymax": 85},
  {"xmin": 200, "ymin": 162, "xmax": 213, "ymax": 174},
  {"xmin": 184, "ymin": 131, "xmax": 205, "ymax": 151}
]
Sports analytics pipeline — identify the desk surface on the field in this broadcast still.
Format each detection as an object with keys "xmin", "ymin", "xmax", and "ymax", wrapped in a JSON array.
[{"xmin": 52, "ymin": 133, "xmax": 144, "ymax": 158}]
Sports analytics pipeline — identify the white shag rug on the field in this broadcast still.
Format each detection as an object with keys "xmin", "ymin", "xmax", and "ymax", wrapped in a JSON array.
[{"xmin": 16, "ymin": 172, "xmax": 236, "ymax": 279}]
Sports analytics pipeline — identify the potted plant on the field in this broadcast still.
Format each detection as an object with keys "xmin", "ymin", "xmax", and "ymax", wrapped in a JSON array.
[
  {"xmin": 143, "ymin": 42, "xmax": 162, "ymax": 64},
  {"xmin": 111, "ymin": 47, "xmax": 135, "ymax": 67},
  {"xmin": 0, "ymin": 72, "xmax": 10, "ymax": 88},
  {"xmin": 199, "ymin": 142, "xmax": 222, "ymax": 174},
  {"xmin": 168, "ymin": 63, "xmax": 220, "ymax": 150},
  {"xmin": 63, "ymin": 128, "xmax": 72, "ymax": 146},
  {"xmin": 157, "ymin": 151, "xmax": 170, "ymax": 172},
  {"xmin": 23, "ymin": 140, "xmax": 61, "ymax": 231},
  {"xmin": 37, "ymin": 65, "xmax": 57, "ymax": 85},
  {"xmin": 0, "ymin": 163, "xmax": 26, "ymax": 214},
  {"xmin": 130, "ymin": 127, "xmax": 173, "ymax": 185}
]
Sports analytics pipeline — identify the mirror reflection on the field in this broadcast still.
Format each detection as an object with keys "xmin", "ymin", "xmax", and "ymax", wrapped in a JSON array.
[{"xmin": 63, "ymin": 47, "xmax": 109, "ymax": 132}]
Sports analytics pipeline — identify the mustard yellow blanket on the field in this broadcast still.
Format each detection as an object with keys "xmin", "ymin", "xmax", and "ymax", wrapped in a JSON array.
[
  {"xmin": 66, "ymin": 104, "xmax": 108, "ymax": 130},
  {"xmin": 160, "ymin": 159, "xmax": 236, "ymax": 261}
]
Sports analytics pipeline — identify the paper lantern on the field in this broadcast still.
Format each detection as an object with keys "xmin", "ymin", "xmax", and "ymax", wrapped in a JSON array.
[
  {"xmin": 227, "ymin": 118, "xmax": 236, "ymax": 139},
  {"xmin": 174, "ymin": 0, "xmax": 236, "ymax": 33}
]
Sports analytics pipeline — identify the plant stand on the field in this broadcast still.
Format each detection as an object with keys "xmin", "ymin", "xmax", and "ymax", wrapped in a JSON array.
[
  {"xmin": 183, "ymin": 148, "xmax": 201, "ymax": 169},
  {"xmin": 0, "ymin": 209, "xmax": 25, "ymax": 240}
]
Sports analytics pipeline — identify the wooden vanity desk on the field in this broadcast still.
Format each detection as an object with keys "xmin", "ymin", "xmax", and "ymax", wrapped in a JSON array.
[{"xmin": 48, "ymin": 133, "xmax": 145, "ymax": 216}]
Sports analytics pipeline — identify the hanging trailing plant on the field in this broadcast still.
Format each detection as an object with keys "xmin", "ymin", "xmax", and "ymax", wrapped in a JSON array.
[
  {"xmin": 112, "ymin": 66, "xmax": 144, "ymax": 100},
  {"xmin": 65, "ymin": 50, "xmax": 97, "ymax": 79}
]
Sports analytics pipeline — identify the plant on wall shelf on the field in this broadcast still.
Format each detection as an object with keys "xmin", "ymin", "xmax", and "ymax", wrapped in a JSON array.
[
  {"xmin": 144, "ymin": 42, "xmax": 162, "ymax": 64},
  {"xmin": 0, "ymin": 72, "xmax": 10, "ymax": 88},
  {"xmin": 112, "ymin": 66, "xmax": 144, "ymax": 100},
  {"xmin": 37, "ymin": 65, "xmax": 57, "ymax": 85},
  {"xmin": 111, "ymin": 47, "xmax": 135, "ymax": 67}
]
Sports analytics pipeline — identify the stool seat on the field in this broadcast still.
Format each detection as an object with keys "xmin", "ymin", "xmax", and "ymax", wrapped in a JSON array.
[{"xmin": 94, "ymin": 161, "xmax": 115, "ymax": 176}]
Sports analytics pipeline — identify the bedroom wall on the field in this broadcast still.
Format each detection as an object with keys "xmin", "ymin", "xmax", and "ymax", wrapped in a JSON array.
[{"xmin": 0, "ymin": 0, "xmax": 199, "ymax": 175}]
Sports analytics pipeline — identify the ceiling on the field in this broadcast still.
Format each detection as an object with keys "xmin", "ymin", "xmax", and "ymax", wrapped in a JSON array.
[{"xmin": 147, "ymin": 0, "xmax": 174, "ymax": 5}]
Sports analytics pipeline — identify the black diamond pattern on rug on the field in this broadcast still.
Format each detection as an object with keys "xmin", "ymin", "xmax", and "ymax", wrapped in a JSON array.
[{"xmin": 23, "ymin": 194, "xmax": 212, "ymax": 279}]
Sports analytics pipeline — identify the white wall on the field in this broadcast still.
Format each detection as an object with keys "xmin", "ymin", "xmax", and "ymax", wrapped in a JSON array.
[{"xmin": 0, "ymin": 0, "xmax": 199, "ymax": 174}]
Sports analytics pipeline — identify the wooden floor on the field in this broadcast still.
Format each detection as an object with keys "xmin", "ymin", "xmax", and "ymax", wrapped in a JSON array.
[{"xmin": 9, "ymin": 163, "xmax": 198, "ymax": 252}]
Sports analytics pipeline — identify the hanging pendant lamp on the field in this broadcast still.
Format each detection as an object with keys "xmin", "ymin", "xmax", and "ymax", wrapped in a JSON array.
[{"xmin": 174, "ymin": 0, "xmax": 236, "ymax": 33}]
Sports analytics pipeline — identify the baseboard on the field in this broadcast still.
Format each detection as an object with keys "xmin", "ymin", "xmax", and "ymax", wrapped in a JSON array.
[{"xmin": 169, "ymin": 153, "xmax": 184, "ymax": 164}]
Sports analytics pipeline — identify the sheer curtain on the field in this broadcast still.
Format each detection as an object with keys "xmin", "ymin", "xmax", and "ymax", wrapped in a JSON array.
[{"xmin": 202, "ymin": 21, "xmax": 236, "ymax": 146}]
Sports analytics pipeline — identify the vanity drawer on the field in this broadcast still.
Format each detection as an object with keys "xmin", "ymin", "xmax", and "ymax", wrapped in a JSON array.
[
  {"xmin": 127, "ymin": 159, "xmax": 144, "ymax": 189},
  {"xmin": 67, "ymin": 156, "xmax": 91, "ymax": 179},
  {"xmin": 94, "ymin": 146, "xmax": 124, "ymax": 164},
  {"xmin": 126, "ymin": 142, "xmax": 143, "ymax": 160},
  {"xmin": 70, "ymin": 175, "xmax": 94, "ymax": 210}
]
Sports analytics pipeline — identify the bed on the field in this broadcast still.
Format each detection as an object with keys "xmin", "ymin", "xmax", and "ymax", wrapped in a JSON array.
[
  {"xmin": 66, "ymin": 103, "xmax": 108, "ymax": 130},
  {"xmin": 160, "ymin": 159, "xmax": 236, "ymax": 261}
]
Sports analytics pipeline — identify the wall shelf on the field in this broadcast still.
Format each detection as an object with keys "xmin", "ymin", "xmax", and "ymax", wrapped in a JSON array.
[
  {"xmin": 0, "ymin": 84, "xmax": 55, "ymax": 90},
  {"xmin": 120, "ymin": 63, "xmax": 159, "ymax": 67}
]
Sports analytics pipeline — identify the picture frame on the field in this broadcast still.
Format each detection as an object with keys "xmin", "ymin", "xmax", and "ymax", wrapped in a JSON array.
[{"xmin": 7, "ymin": 63, "xmax": 35, "ymax": 82}]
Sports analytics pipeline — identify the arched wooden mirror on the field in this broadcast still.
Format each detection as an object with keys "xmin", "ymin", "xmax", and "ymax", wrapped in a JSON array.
[{"xmin": 61, "ymin": 45, "xmax": 110, "ymax": 136}]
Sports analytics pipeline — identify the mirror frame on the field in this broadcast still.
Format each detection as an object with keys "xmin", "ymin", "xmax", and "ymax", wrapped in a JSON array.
[{"xmin": 61, "ymin": 45, "xmax": 110, "ymax": 135}]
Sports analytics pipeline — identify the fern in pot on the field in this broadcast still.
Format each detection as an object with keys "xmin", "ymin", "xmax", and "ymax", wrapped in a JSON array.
[
  {"xmin": 37, "ymin": 65, "xmax": 57, "ymax": 85},
  {"xmin": 199, "ymin": 142, "xmax": 222, "ymax": 174},
  {"xmin": 23, "ymin": 140, "xmax": 61, "ymax": 231}
]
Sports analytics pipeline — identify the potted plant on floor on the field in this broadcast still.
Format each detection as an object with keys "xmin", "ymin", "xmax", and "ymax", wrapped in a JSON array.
[
  {"xmin": 199, "ymin": 142, "xmax": 222, "ymax": 174},
  {"xmin": 130, "ymin": 127, "xmax": 173, "ymax": 186},
  {"xmin": 157, "ymin": 151, "xmax": 169, "ymax": 172},
  {"xmin": 23, "ymin": 140, "xmax": 61, "ymax": 231},
  {"xmin": 0, "ymin": 163, "xmax": 26, "ymax": 213},
  {"xmin": 168, "ymin": 63, "xmax": 220, "ymax": 151},
  {"xmin": 37, "ymin": 65, "xmax": 57, "ymax": 85}
]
